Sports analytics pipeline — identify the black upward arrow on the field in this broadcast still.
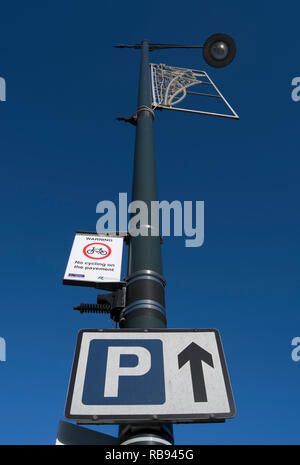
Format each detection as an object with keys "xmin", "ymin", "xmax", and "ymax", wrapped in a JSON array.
[{"xmin": 178, "ymin": 342, "xmax": 214, "ymax": 402}]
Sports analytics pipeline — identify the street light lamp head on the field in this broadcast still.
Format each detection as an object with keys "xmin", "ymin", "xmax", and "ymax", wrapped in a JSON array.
[
  {"xmin": 211, "ymin": 41, "xmax": 229, "ymax": 60},
  {"xmin": 203, "ymin": 33, "xmax": 236, "ymax": 68}
]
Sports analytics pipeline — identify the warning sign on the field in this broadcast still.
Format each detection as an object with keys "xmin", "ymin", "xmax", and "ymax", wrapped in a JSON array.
[{"xmin": 63, "ymin": 232, "xmax": 124, "ymax": 288}]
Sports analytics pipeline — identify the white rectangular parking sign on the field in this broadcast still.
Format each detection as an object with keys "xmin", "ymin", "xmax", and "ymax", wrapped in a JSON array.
[
  {"xmin": 63, "ymin": 232, "xmax": 124, "ymax": 289},
  {"xmin": 65, "ymin": 329, "xmax": 236, "ymax": 424}
]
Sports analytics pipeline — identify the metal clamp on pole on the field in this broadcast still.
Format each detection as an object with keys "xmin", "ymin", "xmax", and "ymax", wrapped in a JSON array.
[
  {"xmin": 136, "ymin": 105, "xmax": 155, "ymax": 120},
  {"xmin": 119, "ymin": 270, "xmax": 166, "ymax": 328},
  {"xmin": 119, "ymin": 424, "xmax": 174, "ymax": 446}
]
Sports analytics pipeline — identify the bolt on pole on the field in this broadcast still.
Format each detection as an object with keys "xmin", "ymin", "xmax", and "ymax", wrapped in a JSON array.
[{"xmin": 118, "ymin": 39, "xmax": 174, "ymax": 446}]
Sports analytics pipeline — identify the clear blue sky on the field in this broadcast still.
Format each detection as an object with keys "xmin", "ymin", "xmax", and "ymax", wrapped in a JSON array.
[{"xmin": 0, "ymin": 0, "xmax": 299, "ymax": 445}]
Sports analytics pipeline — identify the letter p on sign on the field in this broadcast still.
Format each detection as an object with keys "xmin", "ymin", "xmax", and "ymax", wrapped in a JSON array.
[{"xmin": 104, "ymin": 346, "xmax": 151, "ymax": 397}]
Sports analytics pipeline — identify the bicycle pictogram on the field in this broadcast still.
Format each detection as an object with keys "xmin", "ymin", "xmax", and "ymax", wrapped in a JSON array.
[
  {"xmin": 86, "ymin": 247, "xmax": 108, "ymax": 256},
  {"xmin": 83, "ymin": 242, "xmax": 112, "ymax": 260}
]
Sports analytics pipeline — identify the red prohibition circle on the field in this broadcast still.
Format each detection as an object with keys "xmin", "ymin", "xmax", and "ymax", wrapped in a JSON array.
[{"xmin": 83, "ymin": 242, "xmax": 112, "ymax": 260}]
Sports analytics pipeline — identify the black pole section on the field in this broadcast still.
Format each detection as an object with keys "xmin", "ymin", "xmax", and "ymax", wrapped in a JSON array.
[{"xmin": 118, "ymin": 40, "xmax": 174, "ymax": 446}]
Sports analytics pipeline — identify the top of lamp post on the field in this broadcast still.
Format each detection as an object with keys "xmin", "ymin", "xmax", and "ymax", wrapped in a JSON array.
[{"xmin": 114, "ymin": 34, "xmax": 236, "ymax": 68}]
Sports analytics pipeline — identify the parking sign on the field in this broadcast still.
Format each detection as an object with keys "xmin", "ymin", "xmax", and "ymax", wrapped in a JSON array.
[{"xmin": 65, "ymin": 329, "xmax": 235, "ymax": 424}]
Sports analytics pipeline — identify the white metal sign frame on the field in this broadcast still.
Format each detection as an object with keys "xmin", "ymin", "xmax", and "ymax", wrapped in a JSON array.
[
  {"xmin": 150, "ymin": 63, "xmax": 239, "ymax": 119},
  {"xmin": 65, "ymin": 329, "xmax": 236, "ymax": 425}
]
